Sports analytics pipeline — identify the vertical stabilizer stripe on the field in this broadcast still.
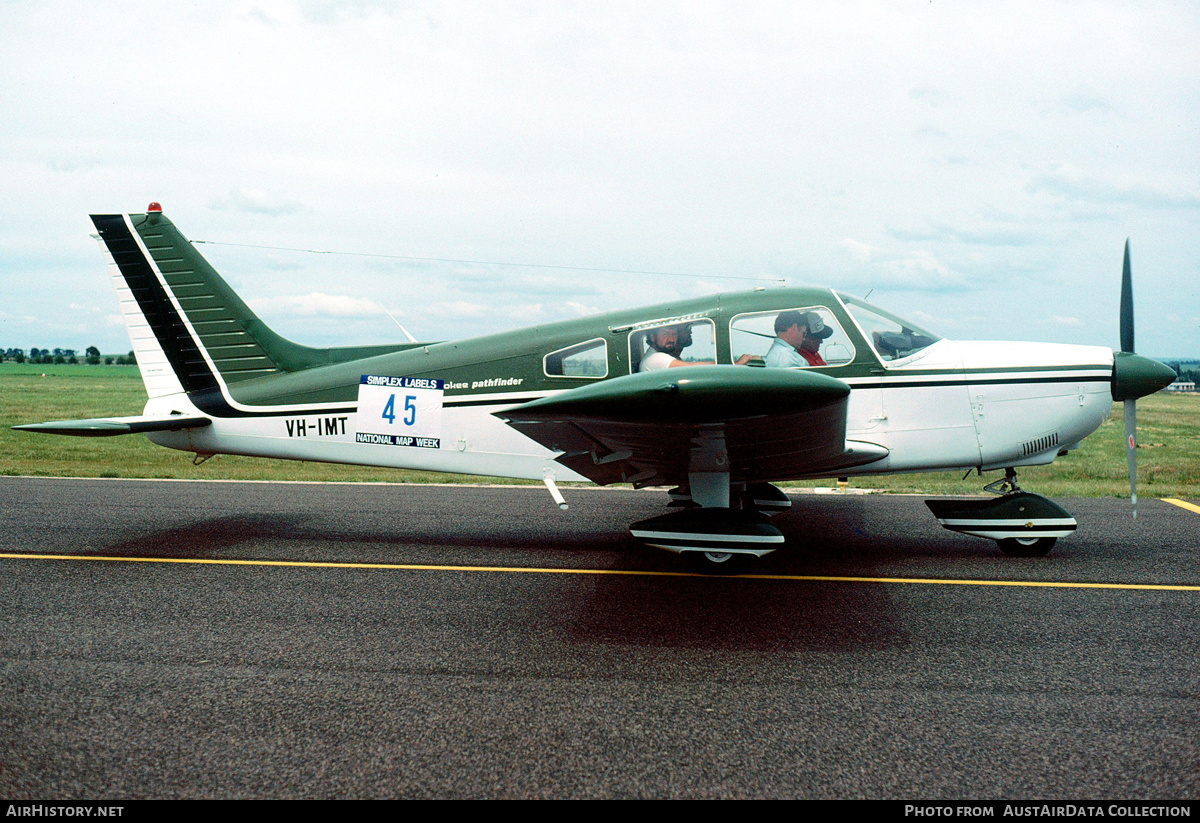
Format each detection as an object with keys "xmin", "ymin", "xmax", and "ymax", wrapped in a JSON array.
[{"xmin": 91, "ymin": 214, "xmax": 220, "ymax": 395}]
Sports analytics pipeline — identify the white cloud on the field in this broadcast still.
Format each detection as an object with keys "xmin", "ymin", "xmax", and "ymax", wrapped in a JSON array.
[
  {"xmin": 248, "ymin": 292, "xmax": 385, "ymax": 317},
  {"xmin": 1026, "ymin": 166, "xmax": 1200, "ymax": 210},
  {"xmin": 837, "ymin": 242, "xmax": 969, "ymax": 292},
  {"xmin": 877, "ymin": 251, "xmax": 966, "ymax": 291},
  {"xmin": 210, "ymin": 188, "xmax": 304, "ymax": 216},
  {"xmin": 565, "ymin": 301, "xmax": 599, "ymax": 316},
  {"xmin": 839, "ymin": 239, "xmax": 877, "ymax": 263},
  {"xmin": 507, "ymin": 303, "xmax": 545, "ymax": 322},
  {"xmin": 421, "ymin": 301, "xmax": 491, "ymax": 320}
]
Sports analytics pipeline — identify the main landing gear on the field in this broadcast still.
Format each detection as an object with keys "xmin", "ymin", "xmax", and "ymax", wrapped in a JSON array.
[
  {"xmin": 925, "ymin": 468, "xmax": 1077, "ymax": 557},
  {"xmin": 631, "ymin": 478, "xmax": 792, "ymax": 572}
]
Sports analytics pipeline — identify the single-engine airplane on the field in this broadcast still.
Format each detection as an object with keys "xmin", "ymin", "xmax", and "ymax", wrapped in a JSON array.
[{"xmin": 16, "ymin": 205, "xmax": 1176, "ymax": 570}]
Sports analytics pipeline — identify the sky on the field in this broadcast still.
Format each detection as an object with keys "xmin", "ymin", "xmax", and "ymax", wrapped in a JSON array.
[{"xmin": 2, "ymin": 1, "xmax": 1197, "ymax": 358}]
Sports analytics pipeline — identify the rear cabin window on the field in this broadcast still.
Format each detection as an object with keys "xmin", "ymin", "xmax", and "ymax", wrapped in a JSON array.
[
  {"xmin": 729, "ymin": 307, "xmax": 855, "ymax": 368},
  {"xmin": 543, "ymin": 338, "xmax": 608, "ymax": 378},
  {"xmin": 629, "ymin": 318, "xmax": 716, "ymax": 372}
]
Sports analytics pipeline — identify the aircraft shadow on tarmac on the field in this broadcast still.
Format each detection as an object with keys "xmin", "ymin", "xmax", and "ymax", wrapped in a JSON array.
[
  {"xmin": 80, "ymin": 492, "xmax": 976, "ymax": 565},
  {"xmin": 84, "ymin": 511, "xmax": 917, "ymax": 654},
  {"xmin": 77, "ymin": 495, "xmax": 964, "ymax": 654},
  {"xmin": 568, "ymin": 571, "xmax": 912, "ymax": 653}
]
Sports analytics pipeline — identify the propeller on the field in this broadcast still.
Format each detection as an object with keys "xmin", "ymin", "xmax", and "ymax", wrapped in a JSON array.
[
  {"xmin": 1111, "ymin": 239, "xmax": 1178, "ymax": 518},
  {"xmin": 1121, "ymin": 240, "xmax": 1138, "ymax": 518}
]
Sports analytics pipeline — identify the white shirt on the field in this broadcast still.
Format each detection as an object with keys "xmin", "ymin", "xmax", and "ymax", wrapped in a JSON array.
[
  {"xmin": 764, "ymin": 337, "xmax": 810, "ymax": 368},
  {"xmin": 640, "ymin": 350, "xmax": 675, "ymax": 371}
]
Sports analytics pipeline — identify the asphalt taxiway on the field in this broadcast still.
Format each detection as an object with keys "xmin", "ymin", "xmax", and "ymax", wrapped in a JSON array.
[{"xmin": 1, "ymin": 477, "xmax": 1197, "ymax": 798}]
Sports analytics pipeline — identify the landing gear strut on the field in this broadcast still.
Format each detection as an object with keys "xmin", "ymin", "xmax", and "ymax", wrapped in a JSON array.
[
  {"xmin": 982, "ymin": 467, "xmax": 1021, "ymax": 496},
  {"xmin": 667, "ymin": 481, "xmax": 793, "ymax": 516}
]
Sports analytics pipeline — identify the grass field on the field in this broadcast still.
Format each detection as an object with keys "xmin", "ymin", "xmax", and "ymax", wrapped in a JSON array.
[{"xmin": 2, "ymin": 362, "xmax": 1197, "ymax": 497}]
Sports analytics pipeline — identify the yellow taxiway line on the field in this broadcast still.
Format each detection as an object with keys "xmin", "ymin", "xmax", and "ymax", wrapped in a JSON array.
[
  {"xmin": 1, "ymin": 552, "xmax": 1197, "ymax": 592},
  {"xmin": 1162, "ymin": 497, "xmax": 1200, "ymax": 515}
]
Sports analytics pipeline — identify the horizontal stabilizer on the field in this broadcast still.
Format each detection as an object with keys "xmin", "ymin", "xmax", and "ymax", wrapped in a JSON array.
[{"xmin": 13, "ymin": 415, "xmax": 212, "ymax": 437}]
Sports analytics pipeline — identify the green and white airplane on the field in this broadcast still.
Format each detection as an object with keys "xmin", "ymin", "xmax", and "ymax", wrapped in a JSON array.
[{"xmin": 16, "ymin": 205, "xmax": 1176, "ymax": 570}]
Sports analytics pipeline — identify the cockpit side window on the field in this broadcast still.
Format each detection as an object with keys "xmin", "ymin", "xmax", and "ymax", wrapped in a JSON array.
[
  {"xmin": 837, "ymin": 293, "xmax": 940, "ymax": 362},
  {"xmin": 543, "ymin": 338, "xmax": 608, "ymax": 378},
  {"xmin": 729, "ymin": 307, "xmax": 854, "ymax": 368},
  {"xmin": 629, "ymin": 318, "xmax": 716, "ymax": 372}
]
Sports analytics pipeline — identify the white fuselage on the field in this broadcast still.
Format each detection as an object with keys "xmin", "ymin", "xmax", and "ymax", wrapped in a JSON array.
[
  {"xmin": 840, "ymin": 339, "xmax": 1113, "ymax": 475},
  {"xmin": 144, "ymin": 338, "xmax": 1115, "ymax": 484}
]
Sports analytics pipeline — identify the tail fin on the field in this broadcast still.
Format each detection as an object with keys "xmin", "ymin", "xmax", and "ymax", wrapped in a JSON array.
[{"xmin": 92, "ymin": 208, "xmax": 402, "ymax": 399}]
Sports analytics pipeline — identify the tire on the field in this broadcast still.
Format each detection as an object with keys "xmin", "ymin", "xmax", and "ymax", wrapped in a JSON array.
[
  {"xmin": 997, "ymin": 536, "xmax": 1056, "ymax": 557},
  {"xmin": 691, "ymin": 551, "xmax": 750, "ymax": 574}
]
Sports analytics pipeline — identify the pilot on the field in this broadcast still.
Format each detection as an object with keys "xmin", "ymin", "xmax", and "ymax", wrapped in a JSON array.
[{"xmin": 765, "ymin": 310, "xmax": 831, "ymax": 368}]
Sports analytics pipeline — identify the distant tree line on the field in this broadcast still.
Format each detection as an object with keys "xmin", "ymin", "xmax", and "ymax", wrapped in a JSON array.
[
  {"xmin": 1165, "ymin": 361, "xmax": 1199, "ymax": 386},
  {"xmin": 4, "ymin": 347, "xmax": 136, "ymax": 366}
]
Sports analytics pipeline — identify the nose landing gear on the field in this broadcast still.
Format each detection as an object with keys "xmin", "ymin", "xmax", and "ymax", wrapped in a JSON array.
[{"xmin": 925, "ymin": 468, "xmax": 1077, "ymax": 557}]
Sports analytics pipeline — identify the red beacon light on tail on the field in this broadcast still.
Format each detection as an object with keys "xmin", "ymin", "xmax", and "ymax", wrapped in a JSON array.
[{"xmin": 147, "ymin": 202, "xmax": 162, "ymax": 213}]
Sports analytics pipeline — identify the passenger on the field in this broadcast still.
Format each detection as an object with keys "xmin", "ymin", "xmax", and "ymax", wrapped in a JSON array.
[
  {"xmin": 639, "ymin": 323, "xmax": 752, "ymax": 370},
  {"xmin": 764, "ymin": 310, "xmax": 831, "ymax": 368},
  {"xmin": 639, "ymin": 325, "xmax": 692, "ymax": 371},
  {"xmin": 800, "ymin": 335, "xmax": 825, "ymax": 363}
]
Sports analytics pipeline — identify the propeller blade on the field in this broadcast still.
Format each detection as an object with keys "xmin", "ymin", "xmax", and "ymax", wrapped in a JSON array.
[
  {"xmin": 1120, "ymin": 238, "xmax": 1134, "ymax": 353},
  {"xmin": 1124, "ymin": 398, "xmax": 1137, "ymax": 519},
  {"xmin": 1113, "ymin": 240, "xmax": 1174, "ymax": 518},
  {"xmin": 1119, "ymin": 240, "xmax": 1141, "ymax": 519}
]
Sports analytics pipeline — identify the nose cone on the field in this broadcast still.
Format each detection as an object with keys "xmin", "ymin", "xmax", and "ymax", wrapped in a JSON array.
[{"xmin": 1112, "ymin": 352, "xmax": 1177, "ymax": 401}]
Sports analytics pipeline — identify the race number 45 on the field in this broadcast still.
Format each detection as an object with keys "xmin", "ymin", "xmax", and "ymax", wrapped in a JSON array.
[
  {"xmin": 381, "ymin": 393, "xmax": 417, "ymax": 426},
  {"xmin": 356, "ymin": 375, "xmax": 444, "ymax": 448}
]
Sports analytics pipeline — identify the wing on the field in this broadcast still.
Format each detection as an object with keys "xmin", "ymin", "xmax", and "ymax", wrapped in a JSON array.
[{"xmin": 495, "ymin": 366, "xmax": 887, "ymax": 487}]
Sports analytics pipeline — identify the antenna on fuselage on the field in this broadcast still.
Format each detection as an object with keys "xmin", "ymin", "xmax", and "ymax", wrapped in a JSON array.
[{"xmin": 382, "ymin": 306, "xmax": 418, "ymax": 343}]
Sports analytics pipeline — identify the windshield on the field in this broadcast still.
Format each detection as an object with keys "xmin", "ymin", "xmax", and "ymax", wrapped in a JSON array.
[{"xmin": 837, "ymin": 293, "xmax": 941, "ymax": 362}]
